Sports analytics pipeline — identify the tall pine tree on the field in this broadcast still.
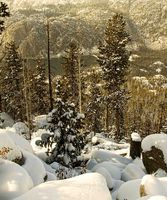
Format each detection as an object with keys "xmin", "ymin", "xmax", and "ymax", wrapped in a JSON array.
[
  {"xmin": 62, "ymin": 40, "xmax": 82, "ymax": 111},
  {"xmin": 31, "ymin": 58, "xmax": 48, "ymax": 115},
  {"xmin": 1, "ymin": 41, "xmax": 25, "ymax": 120},
  {"xmin": 98, "ymin": 14, "xmax": 130, "ymax": 139},
  {"xmin": 0, "ymin": 2, "xmax": 10, "ymax": 111}
]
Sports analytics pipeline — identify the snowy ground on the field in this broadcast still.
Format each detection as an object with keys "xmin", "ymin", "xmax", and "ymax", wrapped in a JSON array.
[{"xmin": 1, "ymin": 123, "xmax": 167, "ymax": 200}]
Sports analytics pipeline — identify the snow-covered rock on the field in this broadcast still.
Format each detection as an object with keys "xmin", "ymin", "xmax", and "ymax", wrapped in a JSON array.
[
  {"xmin": 132, "ymin": 158, "xmax": 146, "ymax": 172},
  {"xmin": 86, "ymin": 159, "xmax": 98, "ymax": 170},
  {"xmin": 142, "ymin": 134, "xmax": 167, "ymax": 173},
  {"xmin": 142, "ymin": 134, "xmax": 167, "ymax": 162},
  {"xmin": 33, "ymin": 115, "xmax": 48, "ymax": 129},
  {"xmin": 45, "ymin": 171, "xmax": 57, "ymax": 181},
  {"xmin": 21, "ymin": 150, "xmax": 46, "ymax": 186},
  {"xmin": 131, "ymin": 132, "xmax": 141, "ymax": 142},
  {"xmin": 13, "ymin": 122, "xmax": 29, "ymax": 139},
  {"xmin": 92, "ymin": 161, "xmax": 122, "ymax": 180},
  {"xmin": 0, "ymin": 129, "xmax": 22, "ymax": 162},
  {"xmin": 140, "ymin": 175, "xmax": 167, "ymax": 197},
  {"xmin": 91, "ymin": 149, "xmax": 131, "ymax": 165},
  {"xmin": 30, "ymin": 137, "xmax": 48, "ymax": 161},
  {"xmin": 92, "ymin": 166, "xmax": 114, "ymax": 189},
  {"xmin": 0, "ymin": 112, "xmax": 14, "ymax": 128},
  {"xmin": 50, "ymin": 162, "xmax": 60, "ymax": 170},
  {"xmin": 116, "ymin": 179, "xmax": 141, "ymax": 200},
  {"xmin": 13, "ymin": 173, "xmax": 112, "ymax": 200},
  {"xmin": 0, "ymin": 159, "xmax": 33, "ymax": 200},
  {"xmin": 6, "ymin": 128, "xmax": 33, "ymax": 153},
  {"xmin": 137, "ymin": 195, "xmax": 167, "ymax": 200},
  {"xmin": 121, "ymin": 163, "xmax": 145, "ymax": 181}
]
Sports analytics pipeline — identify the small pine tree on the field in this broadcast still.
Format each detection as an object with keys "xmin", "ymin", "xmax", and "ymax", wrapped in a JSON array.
[
  {"xmin": 98, "ymin": 14, "xmax": 130, "ymax": 139},
  {"xmin": 43, "ymin": 99, "xmax": 85, "ymax": 167},
  {"xmin": 1, "ymin": 41, "xmax": 25, "ymax": 120}
]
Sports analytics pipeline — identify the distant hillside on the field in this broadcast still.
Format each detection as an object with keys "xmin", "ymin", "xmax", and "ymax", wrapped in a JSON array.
[{"xmin": 1, "ymin": 0, "xmax": 167, "ymax": 76}]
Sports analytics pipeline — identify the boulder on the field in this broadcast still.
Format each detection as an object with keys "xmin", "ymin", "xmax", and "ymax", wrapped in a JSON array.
[
  {"xmin": 142, "ymin": 134, "xmax": 167, "ymax": 174},
  {"xmin": 142, "ymin": 146, "xmax": 167, "ymax": 174}
]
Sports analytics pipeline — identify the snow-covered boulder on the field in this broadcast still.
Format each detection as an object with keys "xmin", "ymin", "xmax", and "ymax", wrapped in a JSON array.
[
  {"xmin": 92, "ymin": 161, "xmax": 121, "ymax": 180},
  {"xmin": 13, "ymin": 173, "xmax": 112, "ymax": 200},
  {"xmin": 140, "ymin": 175, "xmax": 167, "ymax": 197},
  {"xmin": 0, "ymin": 159, "xmax": 33, "ymax": 200},
  {"xmin": 121, "ymin": 163, "xmax": 145, "ymax": 181},
  {"xmin": 21, "ymin": 150, "xmax": 46, "ymax": 186},
  {"xmin": 0, "ymin": 112, "xmax": 14, "ymax": 128},
  {"xmin": 116, "ymin": 179, "xmax": 141, "ymax": 200},
  {"xmin": 6, "ymin": 128, "xmax": 33, "ymax": 153},
  {"xmin": 86, "ymin": 159, "xmax": 98, "ymax": 170},
  {"xmin": 0, "ymin": 129, "xmax": 23, "ymax": 164},
  {"xmin": 45, "ymin": 171, "xmax": 57, "ymax": 181},
  {"xmin": 92, "ymin": 166, "xmax": 114, "ymax": 189},
  {"xmin": 111, "ymin": 180, "xmax": 124, "ymax": 199},
  {"xmin": 137, "ymin": 195, "xmax": 167, "ymax": 200},
  {"xmin": 132, "ymin": 158, "xmax": 146, "ymax": 173},
  {"xmin": 13, "ymin": 122, "xmax": 29, "ymax": 139},
  {"xmin": 30, "ymin": 137, "xmax": 48, "ymax": 161},
  {"xmin": 142, "ymin": 134, "xmax": 167, "ymax": 173},
  {"xmin": 91, "ymin": 149, "xmax": 131, "ymax": 165},
  {"xmin": 33, "ymin": 115, "xmax": 48, "ymax": 129}
]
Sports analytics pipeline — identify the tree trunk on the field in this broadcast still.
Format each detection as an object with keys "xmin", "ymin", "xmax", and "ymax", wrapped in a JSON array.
[
  {"xmin": 105, "ymin": 103, "xmax": 109, "ymax": 132},
  {"xmin": 47, "ymin": 18, "xmax": 53, "ymax": 112},
  {"xmin": 130, "ymin": 139, "xmax": 141, "ymax": 159},
  {"xmin": 115, "ymin": 107, "xmax": 121, "ymax": 140}
]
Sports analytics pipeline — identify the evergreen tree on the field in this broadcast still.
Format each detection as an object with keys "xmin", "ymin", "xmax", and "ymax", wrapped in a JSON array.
[
  {"xmin": 0, "ymin": 2, "xmax": 10, "ymax": 111},
  {"xmin": 86, "ymin": 83, "xmax": 103, "ymax": 133},
  {"xmin": 41, "ymin": 99, "xmax": 85, "ymax": 167},
  {"xmin": 0, "ymin": 2, "xmax": 10, "ymax": 34},
  {"xmin": 54, "ymin": 75, "xmax": 69, "ymax": 102},
  {"xmin": 85, "ymin": 68, "xmax": 103, "ymax": 133},
  {"xmin": 98, "ymin": 14, "xmax": 130, "ymax": 139},
  {"xmin": 31, "ymin": 59, "xmax": 48, "ymax": 115},
  {"xmin": 1, "ymin": 41, "xmax": 25, "ymax": 120},
  {"xmin": 62, "ymin": 40, "xmax": 82, "ymax": 111}
]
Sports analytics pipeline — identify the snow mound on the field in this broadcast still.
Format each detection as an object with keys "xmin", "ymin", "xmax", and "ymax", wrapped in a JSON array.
[
  {"xmin": 30, "ymin": 137, "xmax": 48, "ymax": 161},
  {"xmin": 6, "ymin": 128, "xmax": 33, "ymax": 153},
  {"xmin": 142, "ymin": 134, "xmax": 167, "ymax": 164},
  {"xmin": 92, "ymin": 161, "xmax": 121, "ymax": 180},
  {"xmin": 86, "ymin": 159, "xmax": 98, "ymax": 170},
  {"xmin": 140, "ymin": 175, "xmax": 167, "ymax": 197},
  {"xmin": 13, "ymin": 122, "xmax": 29, "ymax": 138},
  {"xmin": 22, "ymin": 150, "xmax": 46, "ymax": 186},
  {"xmin": 91, "ymin": 149, "xmax": 131, "ymax": 165},
  {"xmin": 0, "ymin": 129, "xmax": 22, "ymax": 162},
  {"xmin": 132, "ymin": 158, "xmax": 146, "ymax": 172},
  {"xmin": 131, "ymin": 132, "xmax": 141, "ymax": 142},
  {"xmin": 0, "ymin": 112, "xmax": 14, "ymax": 128},
  {"xmin": 137, "ymin": 195, "xmax": 167, "ymax": 200},
  {"xmin": 45, "ymin": 171, "xmax": 57, "ymax": 181},
  {"xmin": 121, "ymin": 163, "xmax": 145, "ymax": 181},
  {"xmin": 33, "ymin": 115, "xmax": 48, "ymax": 129},
  {"xmin": 13, "ymin": 173, "xmax": 112, "ymax": 200},
  {"xmin": 0, "ymin": 158, "xmax": 33, "ymax": 200},
  {"xmin": 92, "ymin": 166, "xmax": 114, "ymax": 189},
  {"xmin": 116, "ymin": 179, "xmax": 141, "ymax": 200}
]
